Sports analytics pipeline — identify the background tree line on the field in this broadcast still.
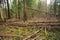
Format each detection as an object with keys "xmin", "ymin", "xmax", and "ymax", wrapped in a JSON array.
[{"xmin": 0, "ymin": 0, "xmax": 60, "ymax": 22}]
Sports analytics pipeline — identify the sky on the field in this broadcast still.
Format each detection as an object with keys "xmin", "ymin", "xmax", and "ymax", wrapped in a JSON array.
[
  {"xmin": 37, "ymin": 0, "xmax": 50, "ymax": 5},
  {"xmin": 47, "ymin": 0, "xmax": 50, "ymax": 4}
]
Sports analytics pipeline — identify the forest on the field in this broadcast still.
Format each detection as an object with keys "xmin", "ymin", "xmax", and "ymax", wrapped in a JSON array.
[{"xmin": 0, "ymin": 0, "xmax": 60, "ymax": 40}]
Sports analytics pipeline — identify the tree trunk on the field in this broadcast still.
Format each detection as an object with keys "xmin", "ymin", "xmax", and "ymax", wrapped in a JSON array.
[
  {"xmin": 18, "ymin": 0, "xmax": 20, "ymax": 19},
  {"xmin": 23, "ymin": 0, "xmax": 27, "ymax": 22},
  {"xmin": 0, "ymin": 1, "xmax": 5, "ymax": 21},
  {"xmin": 54, "ymin": 0, "xmax": 57, "ymax": 16},
  {"xmin": 7, "ymin": 0, "xmax": 10, "ymax": 19}
]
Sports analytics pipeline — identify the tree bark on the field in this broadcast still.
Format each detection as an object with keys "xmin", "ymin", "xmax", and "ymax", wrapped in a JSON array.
[
  {"xmin": 0, "ymin": 4, "xmax": 5, "ymax": 22},
  {"xmin": 23, "ymin": 0, "xmax": 27, "ymax": 22},
  {"xmin": 54, "ymin": 0, "xmax": 57, "ymax": 16},
  {"xmin": 7, "ymin": 0, "xmax": 10, "ymax": 19},
  {"xmin": 18, "ymin": 0, "xmax": 20, "ymax": 19}
]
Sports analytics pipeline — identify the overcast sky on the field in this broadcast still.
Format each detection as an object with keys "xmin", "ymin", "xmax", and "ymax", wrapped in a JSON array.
[{"xmin": 47, "ymin": 0, "xmax": 50, "ymax": 4}]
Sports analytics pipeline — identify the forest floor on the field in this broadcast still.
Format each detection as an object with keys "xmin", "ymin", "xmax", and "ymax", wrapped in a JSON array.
[
  {"xmin": 0, "ymin": 24, "xmax": 60, "ymax": 40},
  {"xmin": 0, "ymin": 17, "xmax": 60, "ymax": 40},
  {"xmin": 4, "ymin": 17, "xmax": 60, "ymax": 26}
]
